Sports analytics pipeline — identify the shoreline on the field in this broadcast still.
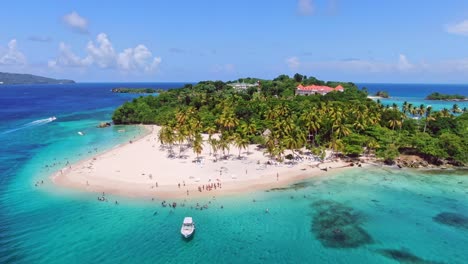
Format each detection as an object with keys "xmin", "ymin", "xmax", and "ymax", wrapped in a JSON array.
[{"xmin": 51, "ymin": 125, "xmax": 365, "ymax": 199}]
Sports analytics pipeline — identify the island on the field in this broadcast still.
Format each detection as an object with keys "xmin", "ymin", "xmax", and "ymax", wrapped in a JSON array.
[
  {"xmin": 0, "ymin": 72, "xmax": 75, "ymax": 85},
  {"xmin": 53, "ymin": 74, "xmax": 468, "ymax": 199},
  {"xmin": 426, "ymin": 92, "xmax": 467, "ymax": 101},
  {"xmin": 111, "ymin": 88, "xmax": 158, "ymax": 94},
  {"xmin": 374, "ymin": 91, "xmax": 389, "ymax": 98}
]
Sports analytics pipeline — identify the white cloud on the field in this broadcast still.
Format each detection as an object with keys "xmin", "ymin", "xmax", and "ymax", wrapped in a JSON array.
[
  {"xmin": 0, "ymin": 39, "xmax": 27, "ymax": 65},
  {"xmin": 298, "ymin": 0, "xmax": 314, "ymax": 16},
  {"xmin": 397, "ymin": 54, "xmax": 415, "ymax": 71},
  {"xmin": 296, "ymin": 54, "xmax": 468, "ymax": 76},
  {"xmin": 86, "ymin": 33, "xmax": 116, "ymax": 68},
  {"xmin": 117, "ymin": 45, "xmax": 162, "ymax": 72},
  {"xmin": 63, "ymin": 11, "xmax": 89, "ymax": 34},
  {"xmin": 48, "ymin": 42, "xmax": 91, "ymax": 68},
  {"xmin": 286, "ymin": 56, "xmax": 300, "ymax": 70},
  {"xmin": 446, "ymin": 20, "xmax": 468, "ymax": 36},
  {"xmin": 49, "ymin": 33, "xmax": 161, "ymax": 73}
]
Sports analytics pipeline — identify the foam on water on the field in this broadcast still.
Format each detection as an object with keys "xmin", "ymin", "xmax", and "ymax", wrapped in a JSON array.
[{"xmin": 0, "ymin": 117, "xmax": 56, "ymax": 136}]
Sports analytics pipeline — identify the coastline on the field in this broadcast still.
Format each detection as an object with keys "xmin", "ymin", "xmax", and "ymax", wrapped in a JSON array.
[{"xmin": 51, "ymin": 125, "xmax": 363, "ymax": 199}]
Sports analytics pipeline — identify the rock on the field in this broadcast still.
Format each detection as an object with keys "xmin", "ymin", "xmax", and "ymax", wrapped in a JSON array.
[{"xmin": 97, "ymin": 122, "xmax": 112, "ymax": 128}]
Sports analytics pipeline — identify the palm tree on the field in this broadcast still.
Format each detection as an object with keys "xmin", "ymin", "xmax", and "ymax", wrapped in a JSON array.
[
  {"xmin": 192, "ymin": 133, "xmax": 204, "ymax": 159},
  {"xmin": 175, "ymin": 126, "xmax": 188, "ymax": 158},
  {"xmin": 283, "ymin": 128, "xmax": 306, "ymax": 158},
  {"xmin": 216, "ymin": 108, "xmax": 239, "ymax": 132},
  {"xmin": 423, "ymin": 106, "xmax": 435, "ymax": 133},
  {"xmin": 366, "ymin": 139, "xmax": 380, "ymax": 156},
  {"xmin": 208, "ymin": 138, "xmax": 219, "ymax": 161},
  {"xmin": 218, "ymin": 134, "xmax": 230, "ymax": 159},
  {"xmin": 452, "ymin": 104, "xmax": 462, "ymax": 114},
  {"xmin": 233, "ymin": 133, "xmax": 249, "ymax": 158},
  {"xmin": 418, "ymin": 104, "xmax": 426, "ymax": 119},
  {"xmin": 388, "ymin": 115, "xmax": 402, "ymax": 130},
  {"xmin": 333, "ymin": 121, "xmax": 351, "ymax": 139},
  {"xmin": 440, "ymin": 108, "xmax": 451, "ymax": 118},
  {"xmin": 300, "ymin": 109, "xmax": 321, "ymax": 145},
  {"xmin": 402, "ymin": 101, "xmax": 409, "ymax": 115}
]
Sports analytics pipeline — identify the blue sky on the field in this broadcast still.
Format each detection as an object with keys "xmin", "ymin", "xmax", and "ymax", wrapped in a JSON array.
[{"xmin": 1, "ymin": 0, "xmax": 468, "ymax": 83}]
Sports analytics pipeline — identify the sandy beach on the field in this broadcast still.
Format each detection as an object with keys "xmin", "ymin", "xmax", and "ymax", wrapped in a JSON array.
[{"xmin": 52, "ymin": 125, "xmax": 358, "ymax": 199}]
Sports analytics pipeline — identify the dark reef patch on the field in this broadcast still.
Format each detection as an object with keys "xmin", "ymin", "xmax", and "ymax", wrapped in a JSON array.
[
  {"xmin": 311, "ymin": 200, "xmax": 373, "ymax": 248},
  {"xmin": 377, "ymin": 248, "xmax": 442, "ymax": 264},
  {"xmin": 266, "ymin": 181, "xmax": 309, "ymax": 192},
  {"xmin": 433, "ymin": 212, "xmax": 468, "ymax": 230}
]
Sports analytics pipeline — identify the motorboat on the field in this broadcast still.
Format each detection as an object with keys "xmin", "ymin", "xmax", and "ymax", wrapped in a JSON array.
[
  {"xmin": 181, "ymin": 217, "xmax": 195, "ymax": 238},
  {"xmin": 77, "ymin": 131, "xmax": 84, "ymax": 136}
]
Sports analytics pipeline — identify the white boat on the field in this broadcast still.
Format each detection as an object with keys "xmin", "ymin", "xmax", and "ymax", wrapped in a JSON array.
[
  {"xmin": 180, "ymin": 217, "xmax": 195, "ymax": 238},
  {"xmin": 77, "ymin": 131, "xmax": 84, "ymax": 136},
  {"xmin": 49, "ymin": 116, "xmax": 57, "ymax": 121}
]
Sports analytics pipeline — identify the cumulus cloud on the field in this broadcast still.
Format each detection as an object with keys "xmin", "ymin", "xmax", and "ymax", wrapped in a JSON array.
[
  {"xmin": 118, "ymin": 45, "xmax": 162, "ymax": 72},
  {"xmin": 86, "ymin": 33, "xmax": 116, "ymax": 68},
  {"xmin": 48, "ymin": 42, "xmax": 91, "ymax": 68},
  {"xmin": 286, "ymin": 56, "xmax": 300, "ymax": 70},
  {"xmin": 298, "ymin": 0, "xmax": 314, "ymax": 16},
  {"xmin": 63, "ymin": 11, "xmax": 89, "ymax": 34},
  {"xmin": 49, "ymin": 33, "xmax": 161, "ymax": 73},
  {"xmin": 446, "ymin": 20, "xmax": 468, "ymax": 36},
  {"xmin": 0, "ymin": 39, "xmax": 27, "ymax": 65},
  {"xmin": 397, "ymin": 54, "xmax": 415, "ymax": 71}
]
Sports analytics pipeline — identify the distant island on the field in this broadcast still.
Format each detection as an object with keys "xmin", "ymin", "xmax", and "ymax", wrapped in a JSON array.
[
  {"xmin": 0, "ymin": 72, "xmax": 75, "ymax": 85},
  {"xmin": 111, "ymin": 88, "xmax": 158, "ymax": 94},
  {"xmin": 375, "ymin": 91, "xmax": 390, "ymax": 98},
  {"xmin": 426, "ymin": 92, "xmax": 467, "ymax": 101}
]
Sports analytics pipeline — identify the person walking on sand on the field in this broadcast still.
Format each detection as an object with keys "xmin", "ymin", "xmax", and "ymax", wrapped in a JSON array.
[{"xmin": 277, "ymin": 173, "xmax": 279, "ymax": 181}]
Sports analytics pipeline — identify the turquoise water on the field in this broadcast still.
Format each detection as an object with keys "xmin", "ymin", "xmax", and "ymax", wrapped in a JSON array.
[
  {"xmin": 1, "ymin": 83, "xmax": 467, "ymax": 263},
  {"xmin": 359, "ymin": 83, "xmax": 468, "ymax": 111}
]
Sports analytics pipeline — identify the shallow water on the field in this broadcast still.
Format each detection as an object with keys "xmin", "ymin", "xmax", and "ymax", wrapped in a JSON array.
[{"xmin": 1, "ymin": 83, "xmax": 467, "ymax": 263}]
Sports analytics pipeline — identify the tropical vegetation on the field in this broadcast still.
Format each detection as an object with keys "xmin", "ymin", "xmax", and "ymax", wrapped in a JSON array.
[
  {"xmin": 112, "ymin": 75, "xmax": 468, "ymax": 166},
  {"xmin": 426, "ymin": 92, "xmax": 467, "ymax": 101},
  {"xmin": 375, "ymin": 91, "xmax": 389, "ymax": 98},
  {"xmin": 111, "ymin": 88, "xmax": 158, "ymax": 94}
]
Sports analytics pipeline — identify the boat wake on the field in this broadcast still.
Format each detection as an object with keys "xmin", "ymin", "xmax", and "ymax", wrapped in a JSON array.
[{"xmin": 0, "ymin": 116, "xmax": 57, "ymax": 136}]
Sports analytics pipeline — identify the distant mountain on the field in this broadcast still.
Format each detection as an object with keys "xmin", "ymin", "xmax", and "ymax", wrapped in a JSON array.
[{"xmin": 0, "ymin": 72, "xmax": 75, "ymax": 85}]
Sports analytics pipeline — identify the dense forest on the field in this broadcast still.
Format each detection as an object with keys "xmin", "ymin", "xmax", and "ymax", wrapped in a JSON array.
[
  {"xmin": 426, "ymin": 92, "xmax": 467, "ymax": 101},
  {"xmin": 112, "ymin": 74, "xmax": 468, "ymax": 166},
  {"xmin": 111, "ymin": 88, "xmax": 158, "ymax": 94}
]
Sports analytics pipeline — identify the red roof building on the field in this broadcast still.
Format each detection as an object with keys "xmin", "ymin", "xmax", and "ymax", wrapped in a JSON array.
[{"xmin": 296, "ymin": 84, "xmax": 344, "ymax": 96}]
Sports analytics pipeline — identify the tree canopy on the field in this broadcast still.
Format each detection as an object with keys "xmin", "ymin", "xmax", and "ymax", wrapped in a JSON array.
[{"xmin": 112, "ymin": 74, "xmax": 468, "ymax": 165}]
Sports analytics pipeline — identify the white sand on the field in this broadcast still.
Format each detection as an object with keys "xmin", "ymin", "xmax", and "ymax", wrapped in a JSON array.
[{"xmin": 52, "ymin": 125, "xmax": 355, "ymax": 199}]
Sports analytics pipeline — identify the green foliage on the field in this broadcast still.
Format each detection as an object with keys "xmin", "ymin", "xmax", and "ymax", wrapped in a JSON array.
[
  {"xmin": 375, "ymin": 91, "xmax": 389, "ymax": 98},
  {"xmin": 111, "ymin": 75, "xmax": 468, "ymax": 165},
  {"xmin": 342, "ymin": 133, "xmax": 367, "ymax": 156},
  {"xmin": 426, "ymin": 92, "xmax": 467, "ymax": 100},
  {"xmin": 111, "ymin": 88, "xmax": 157, "ymax": 94}
]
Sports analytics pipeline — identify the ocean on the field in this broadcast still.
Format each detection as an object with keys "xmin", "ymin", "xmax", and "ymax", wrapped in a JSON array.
[
  {"xmin": 0, "ymin": 83, "xmax": 467, "ymax": 263},
  {"xmin": 358, "ymin": 83, "xmax": 468, "ymax": 111}
]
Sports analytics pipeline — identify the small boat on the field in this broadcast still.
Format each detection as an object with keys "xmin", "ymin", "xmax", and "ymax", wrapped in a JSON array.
[
  {"xmin": 49, "ymin": 116, "xmax": 57, "ymax": 121},
  {"xmin": 180, "ymin": 217, "xmax": 195, "ymax": 238},
  {"xmin": 78, "ymin": 131, "xmax": 84, "ymax": 136}
]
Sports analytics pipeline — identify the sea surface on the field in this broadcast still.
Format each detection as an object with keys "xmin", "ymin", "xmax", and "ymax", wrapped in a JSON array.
[
  {"xmin": 358, "ymin": 83, "xmax": 468, "ymax": 111},
  {"xmin": 0, "ymin": 83, "xmax": 467, "ymax": 264}
]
